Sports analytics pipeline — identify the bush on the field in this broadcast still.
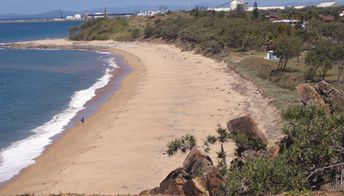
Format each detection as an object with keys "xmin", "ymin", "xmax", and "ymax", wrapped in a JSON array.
[
  {"xmin": 144, "ymin": 25, "xmax": 154, "ymax": 38},
  {"xmin": 131, "ymin": 28, "xmax": 141, "ymax": 39},
  {"xmin": 223, "ymin": 157, "xmax": 306, "ymax": 195},
  {"xmin": 229, "ymin": 131, "xmax": 266, "ymax": 157},
  {"xmin": 234, "ymin": 48, "xmax": 248, "ymax": 53},
  {"xmin": 221, "ymin": 106, "xmax": 344, "ymax": 195},
  {"xmin": 166, "ymin": 134, "xmax": 197, "ymax": 156}
]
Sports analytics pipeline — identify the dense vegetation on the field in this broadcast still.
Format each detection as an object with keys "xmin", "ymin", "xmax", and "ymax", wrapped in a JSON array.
[
  {"xmin": 69, "ymin": 7, "xmax": 344, "ymax": 194},
  {"xmin": 168, "ymin": 106, "xmax": 344, "ymax": 194},
  {"xmin": 70, "ymin": 7, "xmax": 344, "ymax": 99}
]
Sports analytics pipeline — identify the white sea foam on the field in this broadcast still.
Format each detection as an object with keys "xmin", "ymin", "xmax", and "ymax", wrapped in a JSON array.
[
  {"xmin": 96, "ymin": 51, "xmax": 111, "ymax": 55},
  {"xmin": 0, "ymin": 56, "xmax": 119, "ymax": 183}
]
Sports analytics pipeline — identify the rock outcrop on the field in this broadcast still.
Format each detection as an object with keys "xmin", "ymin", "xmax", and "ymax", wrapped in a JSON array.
[
  {"xmin": 315, "ymin": 81, "xmax": 344, "ymax": 112},
  {"xmin": 227, "ymin": 115, "xmax": 267, "ymax": 144},
  {"xmin": 297, "ymin": 81, "xmax": 344, "ymax": 113},
  {"xmin": 183, "ymin": 148, "xmax": 214, "ymax": 177},
  {"xmin": 296, "ymin": 83, "xmax": 326, "ymax": 106},
  {"xmin": 140, "ymin": 148, "xmax": 222, "ymax": 196}
]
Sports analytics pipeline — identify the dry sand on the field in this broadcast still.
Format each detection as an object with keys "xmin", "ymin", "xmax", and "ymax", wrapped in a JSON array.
[{"xmin": 0, "ymin": 39, "xmax": 283, "ymax": 195}]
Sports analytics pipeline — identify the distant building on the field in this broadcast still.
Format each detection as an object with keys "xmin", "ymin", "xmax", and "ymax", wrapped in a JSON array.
[
  {"xmin": 207, "ymin": 7, "xmax": 231, "ymax": 12},
  {"xmin": 339, "ymin": 11, "xmax": 344, "ymax": 17},
  {"xmin": 265, "ymin": 50, "xmax": 279, "ymax": 60},
  {"xmin": 317, "ymin": 2, "xmax": 337, "ymax": 8},
  {"xmin": 266, "ymin": 15, "xmax": 281, "ymax": 22},
  {"xmin": 66, "ymin": 14, "xmax": 82, "ymax": 20},
  {"xmin": 137, "ymin": 10, "xmax": 167, "ymax": 16},
  {"xmin": 247, "ymin": 6, "xmax": 286, "ymax": 11},
  {"xmin": 231, "ymin": 0, "xmax": 248, "ymax": 11}
]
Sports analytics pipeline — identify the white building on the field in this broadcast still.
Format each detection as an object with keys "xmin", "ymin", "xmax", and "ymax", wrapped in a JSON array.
[
  {"xmin": 265, "ymin": 50, "xmax": 279, "ymax": 60},
  {"xmin": 247, "ymin": 6, "xmax": 286, "ymax": 11},
  {"xmin": 137, "ymin": 10, "xmax": 166, "ymax": 16},
  {"xmin": 207, "ymin": 7, "xmax": 231, "ymax": 12},
  {"xmin": 317, "ymin": 2, "xmax": 337, "ymax": 8},
  {"xmin": 340, "ymin": 11, "xmax": 344, "ymax": 17},
  {"xmin": 231, "ymin": 0, "xmax": 248, "ymax": 11},
  {"xmin": 66, "ymin": 14, "xmax": 83, "ymax": 20}
]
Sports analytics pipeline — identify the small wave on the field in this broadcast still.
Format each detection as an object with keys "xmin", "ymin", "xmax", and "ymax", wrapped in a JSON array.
[
  {"xmin": 96, "ymin": 51, "xmax": 111, "ymax": 55},
  {"xmin": 0, "ymin": 56, "xmax": 119, "ymax": 183}
]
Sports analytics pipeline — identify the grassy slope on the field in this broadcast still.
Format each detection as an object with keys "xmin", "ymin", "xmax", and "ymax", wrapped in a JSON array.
[{"xmin": 69, "ymin": 12, "xmax": 342, "ymax": 111}]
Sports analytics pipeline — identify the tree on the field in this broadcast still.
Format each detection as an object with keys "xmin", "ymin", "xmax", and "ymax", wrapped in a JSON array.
[
  {"xmin": 305, "ymin": 41, "xmax": 335, "ymax": 80},
  {"xmin": 272, "ymin": 36, "xmax": 303, "ymax": 71},
  {"xmin": 252, "ymin": 1, "xmax": 259, "ymax": 19},
  {"xmin": 204, "ymin": 127, "xmax": 231, "ymax": 175},
  {"xmin": 333, "ymin": 44, "xmax": 344, "ymax": 82}
]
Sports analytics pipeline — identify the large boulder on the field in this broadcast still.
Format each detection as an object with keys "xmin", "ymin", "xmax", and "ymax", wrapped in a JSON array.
[
  {"xmin": 183, "ymin": 177, "xmax": 209, "ymax": 196},
  {"xmin": 205, "ymin": 168, "xmax": 223, "ymax": 196},
  {"xmin": 315, "ymin": 81, "xmax": 344, "ymax": 112},
  {"xmin": 227, "ymin": 116, "xmax": 267, "ymax": 144},
  {"xmin": 267, "ymin": 143, "xmax": 280, "ymax": 159},
  {"xmin": 315, "ymin": 81, "xmax": 333, "ymax": 95},
  {"xmin": 183, "ymin": 148, "xmax": 214, "ymax": 177},
  {"xmin": 157, "ymin": 167, "xmax": 191, "ymax": 195},
  {"xmin": 296, "ymin": 83, "xmax": 326, "ymax": 106}
]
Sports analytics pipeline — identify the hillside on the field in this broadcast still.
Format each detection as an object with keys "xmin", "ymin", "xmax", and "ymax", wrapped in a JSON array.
[{"xmin": 66, "ymin": 7, "xmax": 344, "ymax": 195}]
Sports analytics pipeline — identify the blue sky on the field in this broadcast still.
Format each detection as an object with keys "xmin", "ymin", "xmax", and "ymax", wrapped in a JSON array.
[{"xmin": 0, "ymin": 0, "xmax": 338, "ymax": 14}]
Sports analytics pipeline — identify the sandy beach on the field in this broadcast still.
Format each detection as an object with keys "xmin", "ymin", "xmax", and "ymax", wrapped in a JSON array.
[{"xmin": 0, "ymin": 40, "xmax": 283, "ymax": 195}]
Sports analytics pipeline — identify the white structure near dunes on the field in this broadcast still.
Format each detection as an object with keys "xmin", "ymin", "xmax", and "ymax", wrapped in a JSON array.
[
  {"xmin": 208, "ymin": 0, "xmax": 338, "ymax": 12},
  {"xmin": 230, "ymin": 0, "xmax": 248, "ymax": 10},
  {"xmin": 317, "ymin": 2, "xmax": 337, "ymax": 8}
]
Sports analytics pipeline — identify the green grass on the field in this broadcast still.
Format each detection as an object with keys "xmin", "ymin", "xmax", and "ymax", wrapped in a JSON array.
[{"xmin": 226, "ymin": 53, "xmax": 300, "ymax": 111}]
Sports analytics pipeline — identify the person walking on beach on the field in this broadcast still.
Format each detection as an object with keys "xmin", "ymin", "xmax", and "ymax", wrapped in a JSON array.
[{"xmin": 80, "ymin": 116, "xmax": 85, "ymax": 123}]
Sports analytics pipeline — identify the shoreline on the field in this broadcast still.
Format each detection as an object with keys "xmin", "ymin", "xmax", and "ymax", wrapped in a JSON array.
[
  {"xmin": 0, "ymin": 47, "xmax": 132, "ymax": 186},
  {"xmin": 0, "ymin": 39, "xmax": 283, "ymax": 195}
]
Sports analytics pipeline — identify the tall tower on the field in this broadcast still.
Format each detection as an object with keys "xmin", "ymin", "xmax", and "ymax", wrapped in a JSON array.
[
  {"xmin": 60, "ymin": 9, "xmax": 63, "ymax": 19},
  {"xmin": 104, "ymin": 7, "xmax": 108, "ymax": 18}
]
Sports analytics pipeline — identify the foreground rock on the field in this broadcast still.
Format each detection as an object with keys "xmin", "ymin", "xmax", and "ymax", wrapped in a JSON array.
[
  {"xmin": 315, "ymin": 81, "xmax": 344, "ymax": 113},
  {"xmin": 140, "ymin": 148, "xmax": 223, "ymax": 196},
  {"xmin": 296, "ymin": 83, "xmax": 326, "ymax": 106},
  {"xmin": 227, "ymin": 115, "xmax": 267, "ymax": 144},
  {"xmin": 183, "ymin": 148, "xmax": 214, "ymax": 176}
]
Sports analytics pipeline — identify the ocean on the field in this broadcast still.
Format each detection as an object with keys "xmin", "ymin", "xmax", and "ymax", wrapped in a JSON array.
[
  {"xmin": 0, "ymin": 21, "xmax": 81, "ymax": 43},
  {"xmin": 0, "ymin": 22, "xmax": 121, "ymax": 183}
]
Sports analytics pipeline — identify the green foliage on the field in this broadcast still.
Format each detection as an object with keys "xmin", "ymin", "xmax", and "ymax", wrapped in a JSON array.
[
  {"xmin": 131, "ymin": 28, "xmax": 141, "ymax": 39},
  {"xmin": 222, "ymin": 106, "xmax": 344, "ymax": 195},
  {"xmin": 272, "ymin": 35, "xmax": 303, "ymax": 71},
  {"xmin": 229, "ymin": 131, "xmax": 267, "ymax": 157},
  {"xmin": 234, "ymin": 47, "xmax": 248, "ymax": 53},
  {"xmin": 305, "ymin": 41, "xmax": 344, "ymax": 81},
  {"xmin": 281, "ymin": 106, "xmax": 344, "ymax": 187},
  {"xmin": 144, "ymin": 25, "xmax": 154, "ymax": 38},
  {"xmin": 223, "ymin": 157, "xmax": 306, "ymax": 195},
  {"xmin": 69, "ymin": 18, "xmax": 130, "ymax": 41},
  {"xmin": 206, "ymin": 135, "xmax": 217, "ymax": 144},
  {"xmin": 166, "ymin": 134, "xmax": 197, "ymax": 156}
]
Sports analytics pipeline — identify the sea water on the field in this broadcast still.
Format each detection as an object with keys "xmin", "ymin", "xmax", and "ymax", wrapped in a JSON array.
[
  {"xmin": 0, "ymin": 21, "xmax": 81, "ymax": 43},
  {"xmin": 0, "ymin": 22, "xmax": 120, "ymax": 183}
]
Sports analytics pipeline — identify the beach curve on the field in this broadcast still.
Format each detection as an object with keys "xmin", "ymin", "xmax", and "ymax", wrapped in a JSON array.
[{"xmin": 0, "ymin": 39, "xmax": 283, "ymax": 195}]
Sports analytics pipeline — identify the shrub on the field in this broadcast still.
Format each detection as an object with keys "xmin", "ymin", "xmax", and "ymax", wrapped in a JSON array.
[
  {"xmin": 223, "ymin": 157, "xmax": 306, "ymax": 195},
  {"xmin": 166, "ymin": 134, "xmax": 197, "ymax": 156},
  {"xmin": 131, "ymin": 28, "xmax": 141, "ymax": 39},
  {"xmin": 221, "ymin": 106, "xmax": 344, "ymax": 195},
  {"xmin": 144, "ymin": 25, "xmax": 154, "ymax": 38}
]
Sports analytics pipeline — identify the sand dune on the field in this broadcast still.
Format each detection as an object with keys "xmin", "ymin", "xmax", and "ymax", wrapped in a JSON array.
[{"xmin": 0, "ymin": 40, "xmax": 283, "ymax": 195}]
